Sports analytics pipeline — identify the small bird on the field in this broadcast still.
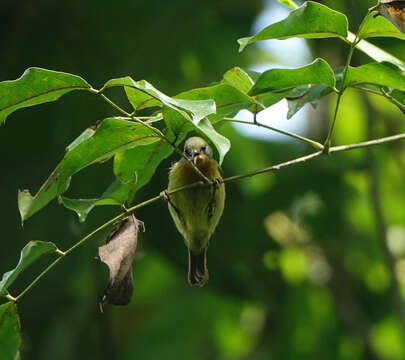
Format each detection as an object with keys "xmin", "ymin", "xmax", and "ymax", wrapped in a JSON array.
[{"xmin": 167, "ymin": 137, "xmax": 225, "ymax": 286}]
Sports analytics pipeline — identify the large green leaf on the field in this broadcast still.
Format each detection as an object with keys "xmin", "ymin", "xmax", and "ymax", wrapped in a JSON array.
[
  {"xmin": 0, "ymin": 302, "xmax": 21, "ymax": 360},
  {"xmin": 103, "ymin": 77, "xmax": 216, "ymax": 124},
  {"xmin": 0, "ymin": 241, "xmax": 58, "ymax": 295},
  {"xmin": 359, "ymin": 12, "xmax": 405, "ymax": 40},
  {"xmin": 18, "ymin": 118, "xmax": 160, "ymax": 222},
  {"xmin": 113, "ymin": 138, "xmax": 175, "ymax": 194},
  {"xmin": 238, "ymin": 1, "xmax": 348, "ymax": 51},
  {"xmin": 0, "ymin": 68, "xmax": 91, "ymax": 125},
  {"xmin": 59, "ymin": 179, "xmax": 137, "ymax": 222},
  {"xmin": 221, "ymin": 67, "xmax": 254, "ymax": 94},
  {"xmin": 249, "ymin": 59, "xmax": 335, "ymax": 96},
  {"xmin": 345, "ymin": 63, "xmax": 405, "ymax": 91}
]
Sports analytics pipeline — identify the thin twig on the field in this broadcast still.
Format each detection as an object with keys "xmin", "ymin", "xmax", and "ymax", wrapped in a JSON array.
[
  {"xmin": 323, "ymin": 10, "xmax": 371, "ymax": 152},
  {"xmin": 223, "ymin": 118, "xmax": 324, "ymax": 150},
  {"xmin": 9, "ymin": 131, "xmax": 405, "ymax": 301}
]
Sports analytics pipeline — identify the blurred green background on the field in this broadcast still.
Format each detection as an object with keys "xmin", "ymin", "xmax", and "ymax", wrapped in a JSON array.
[{"xmin": 1, "ymin": 0, "xmax": 405, "ymax": 359}]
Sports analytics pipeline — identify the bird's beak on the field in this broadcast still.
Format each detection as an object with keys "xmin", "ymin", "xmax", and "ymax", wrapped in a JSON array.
[{"xmin": 191, "ymin": 150, "xmax": 200, "ymax": 164}]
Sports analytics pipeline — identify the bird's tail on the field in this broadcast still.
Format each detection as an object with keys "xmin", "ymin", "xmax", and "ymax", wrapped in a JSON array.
[{"xmin": 188, "ymin": 248, "xmax": 208, "ymax": 287}]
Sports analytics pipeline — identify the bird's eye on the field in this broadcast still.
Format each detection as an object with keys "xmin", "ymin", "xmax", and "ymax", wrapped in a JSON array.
[
  {"xmin": 185, "ymin": 148, "xmax": 192, "ymax": 157},
  {"xmin": 201, "ymin": 145, "xmax": 207, "ymax": 153}
]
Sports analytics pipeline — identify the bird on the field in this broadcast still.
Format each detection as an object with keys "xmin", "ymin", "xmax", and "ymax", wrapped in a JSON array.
[{"xmin": 166, "ymin": 136, "xmax": 225, "ymax": 286}]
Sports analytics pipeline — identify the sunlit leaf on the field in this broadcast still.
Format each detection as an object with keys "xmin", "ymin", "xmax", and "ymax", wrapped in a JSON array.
[
  {"xmin": 345, "ymin": 62, "xmax": 405, "ymax": 91},
  {"xmin": 221, "ymin": 67, "xmax": 254, "ymax": 94},
  {"xmin": 359, "ymin": 11, "xmax": 405, "ymax": 40},
  {"xmin": 0, "ymin": 302, "xmax": 21, "ymax": 360},
  {"xmin": 249, "ymin": 59, "xmax": 335, "ymax": 96},
  {"xmin": 18, "ymin": 118, "xmax": 160, "ymax": 222},
  {"xmin": 0, "ymin": 241, "xmax": 58, "ymax": 295},
  {"xmin": 238, "ymin": 1, "xmax": 348, "ymax": 51},
  {"xmin": 103, "ymin": 77, "xmax": 216, "ymax": 124},
  {"xmin": 0, "ymin": 68, "xmax": 91, "ymax": 125}
]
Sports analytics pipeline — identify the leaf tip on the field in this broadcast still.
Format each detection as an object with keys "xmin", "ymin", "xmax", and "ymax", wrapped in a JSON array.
[{"xmin": 237, "ymin": 37, "xmax": 251, "ymax": 52}]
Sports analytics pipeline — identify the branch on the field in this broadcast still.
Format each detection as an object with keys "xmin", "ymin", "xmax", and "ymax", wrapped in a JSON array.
[
  {"xmin": 223, "ymin": 118, "xmax": 324, "ymax": 150},
  {"xmin": 9, "ymin": 131, "xmax": 405, "ymax": 301}
]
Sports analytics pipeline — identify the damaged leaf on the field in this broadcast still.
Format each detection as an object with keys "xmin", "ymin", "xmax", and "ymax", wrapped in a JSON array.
[{"xmin": 98, "ymin": 214, "xmax": 142, "ymax": 309}]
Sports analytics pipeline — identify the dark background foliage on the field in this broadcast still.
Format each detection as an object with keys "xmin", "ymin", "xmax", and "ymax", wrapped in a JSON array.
[{"xmin": 1, "ymin": 0, "xmax": 405, "ymax": 359}]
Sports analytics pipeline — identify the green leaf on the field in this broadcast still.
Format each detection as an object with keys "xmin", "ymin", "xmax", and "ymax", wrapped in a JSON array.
[
  {"xmin": 175, "ymin": 84, "xmax": 256, "ymax": 121},
  {"xmin": 18, "ymin": 118, "xmax": 160, "ymax": 222},
  {"xmin": 0, "ymin": 241, "xmax": 58, "ymax": 295},
  {"xmin": 221, "ymin": 67, "xmax": 254, "ymax": 94},
  {"xmin": 103, "ymin": 77, "xmax": 216, "ymax": 124},
  {"xmin": 287, "ymin": 84, "xmax": 333, "ymax": 119},
  {"xmin": 59, "ymin": 179, "xmax": 136, "ymax": 222},
  {"xmin": 238, "ymin": 1, "xmax": 348, "ymax": 51},
  {"xmin": 0, "ymin": 68, "xmax": 91, "ymax": 125},
  {"xmin": 345, "ymin": 63, "xmax": 405, "ymax": 92},
  {"xmin": 114, "ymin": 138, "xmax": 175, "ymax": 193},
  {"xmin": 249, "ymin": 59, "xmax": 335, "ymax": 96},
  {"xmin": 359, "ymin": 12, "xmax": 405, "ymax": 40},
  {"xmin": 0, "ymin": 302, "xmax": 21, "ymax": 360}
]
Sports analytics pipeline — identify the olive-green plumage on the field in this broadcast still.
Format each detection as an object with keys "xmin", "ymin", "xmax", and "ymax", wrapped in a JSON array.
[{"xmin": 167, "ymin": 137, "xmax": 225, "ymax": 286}]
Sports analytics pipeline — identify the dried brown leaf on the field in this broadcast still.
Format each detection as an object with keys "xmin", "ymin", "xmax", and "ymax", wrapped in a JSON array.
[{"xmin": 98, "ymin": 214, "xmax": 143, "ymax": 310}]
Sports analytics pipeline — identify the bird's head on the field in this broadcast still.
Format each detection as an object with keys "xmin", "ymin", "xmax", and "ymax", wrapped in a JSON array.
[{"xmin": 184, "ymin": 137, "xmax": 213, "ymax": 165}]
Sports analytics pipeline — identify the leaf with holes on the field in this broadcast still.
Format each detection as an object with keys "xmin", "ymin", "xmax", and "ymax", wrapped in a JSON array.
[{"xmin": 0, "ymin": 68, "xmax": 91, "ymax": 125}]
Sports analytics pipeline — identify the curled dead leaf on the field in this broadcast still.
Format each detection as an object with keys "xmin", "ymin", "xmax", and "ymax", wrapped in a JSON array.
[{"xmin": 97, "ymin": 214, "xmax": 143, "ymax": 311}]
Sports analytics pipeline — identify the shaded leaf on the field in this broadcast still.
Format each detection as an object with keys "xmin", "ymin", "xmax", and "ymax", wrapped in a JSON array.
[
  {"xmin": 0, "ymin": 68, "xmax": 91, "ymax": 125},
  {"xmin": 359, "ymin": 11, "xmax": 405, "ymax": 40},
  {"xmin": 0, "ymin": 302, "xmax": 21, "ymax": 360},
  {"xmin": 0, "ymin": 241, "xmax": 58, "ymax": 295},
  {"xmin": 249, "ymin": 59, "xmax": 335, "ymax": 96},
  {"xmin": 287, "ymin": 84, "xmax": 333, "ymax": 119},
  {"xmin": 98, "ymin": 214, "xmax": 142, "ymax": 307},
  {"xmin": 59, "ymin": 179, "xmax": 137, "ymax": 222},
  {"xmin": 103, "ymin": 77, "xmax": 216, "ymax": 124},
  {"xmin": 345, "ymin": 62, "xmax": 405, "ymax": 92},
  {"xmin": 114, "ymin": 138, "xmax": 174, "ymax": 191},
  {"xmin": 238, "ymin": 1, "xmax": 348, "ymax": 51},
  {"xmin": 18, "ymin": 118, "xmax": 160, "ymax": 222}
]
